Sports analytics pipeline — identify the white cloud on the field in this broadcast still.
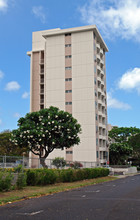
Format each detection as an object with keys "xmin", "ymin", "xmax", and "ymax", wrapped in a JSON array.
[
  {"xmin": 0, "ymin": 119, "xmax": 2, "ymax": 125},
  {"xmin": 79, "ymin": 0, "xmax": 140, "ymax": 42},
  {"xmin": 32, "ymin": 6, "xmax": 46, "ymax": 23},
  {"xmin": 107, "ymin": 92, "xmax": 131, "ymax": 110},
  {"xmin": 13, "ymin": 112, "xmax": 21, "ymax": 118},
  {"xmin": 0, "ymin": 0, "xmax": 8, "ymax": 11},
  {"xmin": 0, "ymin": 70, "xmax": 4, "ymax": 80},
  {"xmin": 118, "ymin": 68, "xmax": 140, "ymax": 94},
  {"xmin": 5, "ymin": 81, "xmax": 20, "ymax": 91},
  {"xmin": 22, "ymin": 92, "xmax": 30, "ymax": 99}
]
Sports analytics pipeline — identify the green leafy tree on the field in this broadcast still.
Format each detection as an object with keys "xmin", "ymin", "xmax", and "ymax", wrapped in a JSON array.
[
  {"xmin": 52, "ymin": 157, "xmax": 66, "ymax": 169},
  {"xmin": 11, "ymin": 106, "xmax": 81, "ymax": 167},
  {"xmin": 128, "ymin": 133, "xmax": 140, "ymax": 166},
  {"xmin": 108, "ymin": 127, "xmax": 140, "ymax": 165},
  {"xmin": 109, "ymin": 143, "xmax": 132, "ymax": 165},
  {"xmin": 109, "ymin": 127, "xmax": 140, "ymax": 143},
  {"xmin": 0, "ymin": 131, "xmax": 27, "ymax": 156}
]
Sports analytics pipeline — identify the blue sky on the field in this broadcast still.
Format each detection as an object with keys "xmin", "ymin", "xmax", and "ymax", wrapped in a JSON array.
[{"xmin": 0, "ymin": 0, "xmax": 140, "ymax": 132}]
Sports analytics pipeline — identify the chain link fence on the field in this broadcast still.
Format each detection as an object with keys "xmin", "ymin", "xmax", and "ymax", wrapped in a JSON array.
[{"xmin": 0, "ymin": 155, "xmax": 106, "ymax": 169}]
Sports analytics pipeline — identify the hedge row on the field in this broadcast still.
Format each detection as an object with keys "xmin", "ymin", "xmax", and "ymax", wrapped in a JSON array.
[
  {"xmin": 0, "ymin": 171, "xmax": 27, "ymax": 191},
  {"xmin": 0, "ymin": 168, "xmax": 109, "ymax": 191},
  {"xmin": 26, "ymin": 168, "xmax": 109, "ymax": 186}
]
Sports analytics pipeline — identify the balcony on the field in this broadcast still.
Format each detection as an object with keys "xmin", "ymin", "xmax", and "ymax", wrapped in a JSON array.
[
  {"xmin": 40, "ymin": 89, "xmax": 44, "ymax": 94},
  {"xmin": 40, "ymin": 59, "xmax": 44, "ymax": 64},
  {"xmin": 97, "ymin": 65, "xmax": 101, "ymax": 72},
  {"xmin": 96, "ymin": 53, "xmax": 100, "ymax": 62},
  {"xmin": 96, "ymin": 42, "xmax": 100, "ymax": 49},
  {"xmin": 40, "ymin": 99, "xmax": 44, "ymax": 104},
  {"xmin": 40, "ymin": 79, "xmax": 44, "ymax": 84},
  {"xmin": 100, "ymin": 48, "xmax": 103, "ymax": 56},
  {"xmin": 40, "ymin": 69, "xmax": 44, "ymax": 74},
  {"xmin": 100, "ymin": 59, "xmax": 104, "ymax": 66}
]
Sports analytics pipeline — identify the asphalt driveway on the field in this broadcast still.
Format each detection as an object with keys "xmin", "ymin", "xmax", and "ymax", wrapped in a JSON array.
[{"xmin": 0, "ymin": 174, "xmax": 140, "ymax": 220}]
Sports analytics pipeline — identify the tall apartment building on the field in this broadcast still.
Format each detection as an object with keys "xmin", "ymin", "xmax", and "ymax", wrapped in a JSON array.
[{"xmin": 27, "ymin": 25, "xmax": 109, "ymax": 165}]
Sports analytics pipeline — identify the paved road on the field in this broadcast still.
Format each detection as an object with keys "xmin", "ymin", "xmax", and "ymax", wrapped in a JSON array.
[{"xmin": 0, "ymin": 175, "xmax": 140, "ymax": 220}]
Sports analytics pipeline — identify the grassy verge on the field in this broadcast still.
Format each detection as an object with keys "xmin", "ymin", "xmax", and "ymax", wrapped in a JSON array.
[{"xmin": 0, "ymin": 176, "xmax": 116, "ymax": 206}]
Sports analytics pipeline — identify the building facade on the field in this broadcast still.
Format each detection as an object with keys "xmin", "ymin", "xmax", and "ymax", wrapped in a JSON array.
[{"xmin": 27, "ymin": 25, "xmax": 109, "ymax": 165}]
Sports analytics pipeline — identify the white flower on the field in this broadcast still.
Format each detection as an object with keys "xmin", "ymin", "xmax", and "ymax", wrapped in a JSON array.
[
  {"xmin": 46, "ymin": 130, "xmax": 48, "ymax": 132},
  {"xmin": 20, "ymin": 135, "xmax": 22, "ymax": 137},
  {"xmin": 52, "ymin": 142, "xmax": 55, "ymax": 145},
  {"xmin": 42, "ymin": 134, "xmax": 45, "ymax": 137},
  {"xmin": 39, "ymin": 139, "xmax": 41, "ymax": 141},
  {"xmin": 52, "ymin": 121, "xmax": 54, "ymax": 123},
  {"xmin": 55, "ymin": 115, "xmax": 58, "ymax": 118},
  {"xmin": 42, "ymin": 123, "xmax": 44, "ymax": 125},
  {"xmin": 48, "ymin": 122, "xmax": 51, "ymax": 124}
]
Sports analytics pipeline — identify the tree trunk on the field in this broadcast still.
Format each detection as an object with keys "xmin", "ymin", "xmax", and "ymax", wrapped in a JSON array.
[{"xmin": 40, "ymin": 157, "xmax": 48, "ymax": 168}]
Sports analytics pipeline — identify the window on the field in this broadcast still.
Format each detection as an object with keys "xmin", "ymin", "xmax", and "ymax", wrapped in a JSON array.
[
  {"xmin": 95, "ymin": 101, "xmax": 97, "ymax": 109},
  {"xmin": 94, "ymin": 78, "xmax": 96, "ymax": 85},
  {"xmin": 65, "ymin": 33, "xmax": 71, "ymax": 36},
  {"xmin": 66, "ymin": 151, "xmax": 73, "ymax": 154},
  {"xmin": 96, "ymin": 138, "xmax": 98, "ymax": 146},
  {"xmin": 65, "ymin": 78, "xmax": 72, "ymax": 81},
  {"xmin": 96, "ymin": 126, "xmax": 98, "ymax": 133},
  {"xmin": 65, "ymin": 90, "xmax": 72, "ymax": 93},
  {"xmin": 65, "ymin": 102, "xmax": 72, "ymax": 105},
  {"xmin": 94, "ymin": 66, "xmax": 96, "ymax": 74},
  {"xmin": 65, "ymin": 55, "xmax": 72, "ymax": 58},
  {"xmin": 96, "ymin": 114, "xmax": 98, "ymax": 121},
  {"xmin": 65, "ymin": 44, "xmax": 71, "ymax": 47},
  {"xmin": 96, "ymin": 151, "xmax": 99, "ymax": 158},
  {"xmin": 95, "ymin": 91, "xmax": 97, "ymax": 97},
  {"xmin": 65, "ymin": 67, "xmax": 72, "ymax": 70}
]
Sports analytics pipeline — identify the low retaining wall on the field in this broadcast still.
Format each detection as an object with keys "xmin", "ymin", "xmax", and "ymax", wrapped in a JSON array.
[{"xmin": 110, "ymin": 167, "xmax": 137, "ymax": 175}]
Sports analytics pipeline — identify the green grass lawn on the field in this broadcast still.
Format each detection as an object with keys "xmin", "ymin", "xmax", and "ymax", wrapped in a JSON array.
[{"xmin": 0, "ymin": 176, "xmax": 116, "ymax": 206}]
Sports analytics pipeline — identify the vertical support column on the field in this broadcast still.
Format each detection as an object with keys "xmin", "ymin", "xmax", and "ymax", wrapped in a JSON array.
[
  {"xmin": 65, "ymin": 33, "xmax": 73, "ymax": 162},
  {"xmin": 39, "ymin": 51, "xmax": 45, "ymax": 110},
  {"xmin": 94, "ymin": 32, "xmax": 99, "ymax": 163},
  {"xmin": 31, "ymin": 52, "xmax": 40, "ymax": 112}
]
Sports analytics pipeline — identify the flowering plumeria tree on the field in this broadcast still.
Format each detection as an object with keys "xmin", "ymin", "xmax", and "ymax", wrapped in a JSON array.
[{"xmin": 11, "ymin": 106, "xmax": 81, "ymax": 167}]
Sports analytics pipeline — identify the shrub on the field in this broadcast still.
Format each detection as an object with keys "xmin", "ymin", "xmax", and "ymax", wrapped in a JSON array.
[
  {"xmin": 14, "ymin": 164, "xmax": 23, "ymax": 173},
  {"xmin": 26, "ymin": 169, "xmax": 37, "ymax": 186},
  {"xmin": 44, "ymin": 169, "xmax": 57, "ymax": 184},
  {"xmin": 52, "ymin": 157, "xmax": 66, "ymax": 169},
  {"xmin": 26, "ymin": 169, "xmax": 57, "ymax": 186},
  {"xmin": 70, "ymin": 161, "xmax": 83, "ymax": 169},
  {"xmin": 0, "ymin": 172, "xmax": 13, "ymax": 191},
  {"xmin": 26, "ymin": 167, "xmax": 109, "ymax": 185},
  {"xmin": 16, "ymin": 173, "xmax": 27, "ymax": 189},
  {"xmin": 59, "ymin": 169, "xmax": 75, "ymax": 182}
]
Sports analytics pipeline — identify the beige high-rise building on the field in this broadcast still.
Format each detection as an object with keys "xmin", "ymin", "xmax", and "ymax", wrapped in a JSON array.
[{"xmin": 27, "ymin": 25, "xmax": 109, "ymax": 166}]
